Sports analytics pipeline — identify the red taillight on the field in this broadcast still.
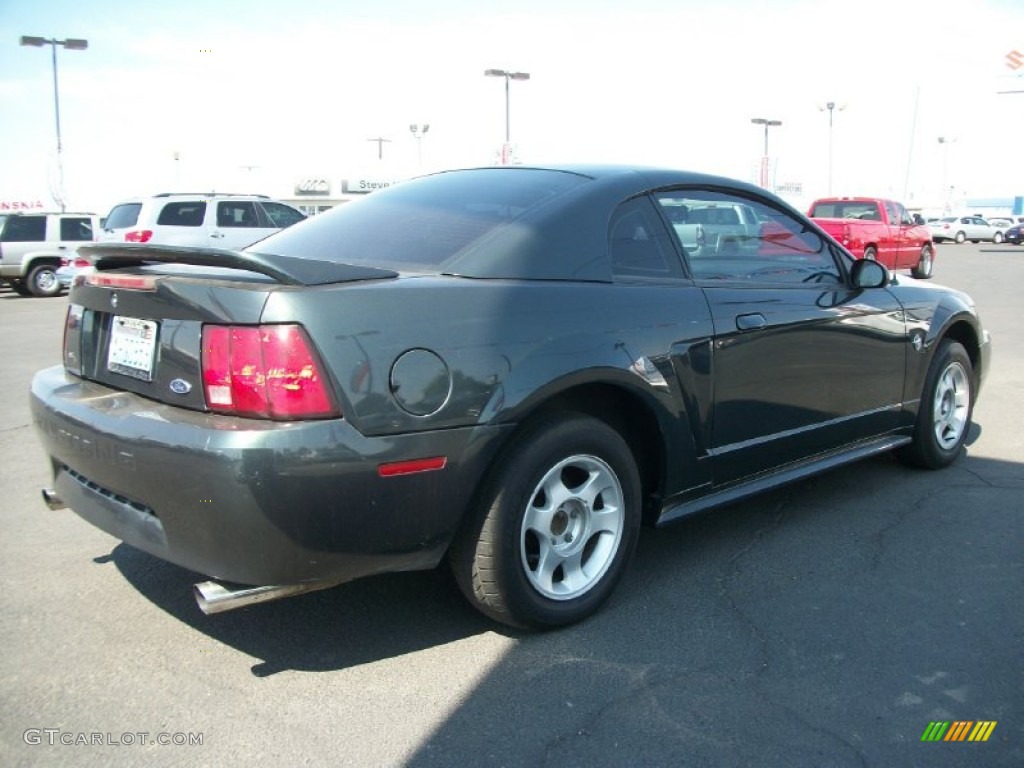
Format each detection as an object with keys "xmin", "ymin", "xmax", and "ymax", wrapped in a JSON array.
[
  {"xmin": 201, "ymin": 324, "xmax": 339, "ymax": 420},
  {"xmin": 124, "ymin": 230, "xmax": 153, "ymax": 243},
  {"xmin": 839, "ymin": 223, "xmax": 852, "ymax": 247}
]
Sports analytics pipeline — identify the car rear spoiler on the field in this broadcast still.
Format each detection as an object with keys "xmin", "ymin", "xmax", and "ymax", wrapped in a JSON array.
[{"xmin": 79, "ymin": 243, "xmax": 398, "ymax": 286}]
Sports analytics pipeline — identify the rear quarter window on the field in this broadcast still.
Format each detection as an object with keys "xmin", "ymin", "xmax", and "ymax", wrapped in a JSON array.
[{"xmin": 157, "ymin": 202, "xmax": 207, "ymax": 227}]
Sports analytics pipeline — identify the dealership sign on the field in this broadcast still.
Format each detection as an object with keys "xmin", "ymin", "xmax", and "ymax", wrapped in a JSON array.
[
  {"xmin": 294, "ymin": 178, "xmax": 331, "ymax": 195},
  {"xmin": 343, "ymin": 178, "xmax": 401, "ymax": 194},
  {"xmin": 1, "ymin": 199, "xmax": 46, "ymax": 211}
]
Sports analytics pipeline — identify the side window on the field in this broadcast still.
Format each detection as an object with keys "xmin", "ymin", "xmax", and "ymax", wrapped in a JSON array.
[
  {"xmin": 217, "ymin": 201, "xmax": 259, "ymax": 228},
  {"xmin": 608, "ymin": 197, "xmax": 681, "ymax": 279},
  {"xmin": 157, "ymin": 202, "xmax": 207, "ymax": 227},
  {"xmin": 259, "ymin": 202, "xmax": 305, "ymax": 229},
  {"xmin": 655, "ymin": 190, "xmax": 841, "ymax": 284},
  {"xmin": 60, "ymin": 217, "xmax": 94, "ymax": 241},
  {"xmin": 884, "ymin": 202, "xmax": 900, "ymax": 224},
  {"xmin": 0, "ymin": 216, "xmax": 46, "ymax": 242}
]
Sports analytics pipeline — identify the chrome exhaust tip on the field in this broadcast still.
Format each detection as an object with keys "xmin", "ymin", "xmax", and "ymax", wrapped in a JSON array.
[
  {"xmin": 193, "ymin": 580, "xmax": 335, "ymax": 615},
  {"xmin": 42, "ymin": 488, "xmax": 67, "ymax": 510}
]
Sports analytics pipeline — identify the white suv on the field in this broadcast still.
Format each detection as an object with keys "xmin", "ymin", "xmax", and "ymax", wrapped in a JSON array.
[
  {"xmin": 0, "ymin": 211, "xmax": 102, "ymax": 297},
  {"xmin": 100, "ymin": 193, "xmax": 306, "ymax": 250}
]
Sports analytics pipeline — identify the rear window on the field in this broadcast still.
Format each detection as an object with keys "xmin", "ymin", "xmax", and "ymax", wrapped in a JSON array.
[
  {"xmin": 104, "ymin": 203, "xmax": 142, "ymax": 230},
  {"xmin": 249, "ymin": 168, "xmax": 589, "ymax": 270},
  {"xmin": 810, "ymin": 202, "xmax": 880, "ymax": 220},
  {"xmin": 0, "ymin": 215, "xmax": 46, "ymax": 242},
  {"xmin": 157, "ymin": 202, "xmax": 206, "ymax": 227}
]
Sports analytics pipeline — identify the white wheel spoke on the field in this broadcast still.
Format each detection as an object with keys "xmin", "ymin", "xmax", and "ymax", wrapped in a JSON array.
[
  {"xmin": 575, "ymin": 470, "xmax": 613, "ymax": 509},
  {"xmin": 522, "ymin": 503, "xmax": 553, "ymax": 536},
  {"xmin": 531, "ymin": 539, "xmax": 564, "ymax": 594},
  {"xmin": 558, "ymin": 550, "xmax": 586, "ymax": 593},
  {"xmin": 590, "ymin": 504, "xmax": 622, "ymax": 535}
]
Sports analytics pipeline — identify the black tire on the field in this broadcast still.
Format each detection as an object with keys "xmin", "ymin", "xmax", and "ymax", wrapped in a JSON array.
[
  {"xmin": 26, "ymin": 264, "xmax": 62, "ymax": 297},
  {"xmin": 911, "ymin": 244, "xmax": 934, "ymax": 279},
  {"xmin": 863, "ymin": 246, "xmax": 878, "ymax": 261},
  {"xmin": 897, "ymin": 339, "xmax": 974, "ymax": 469},
  {"xmin": 450, "ymin": 414, "xmax": 641, "ymax": 630},
  {"xmin": 954, "ymin": 231, "xmax": 966, "ymax": 244},
  {"xmin": 993, "ymin": 232, "xmax": 1003, "ymax": 244},
  {"xmin": 10, "ymin": 280, "xmax": 32, "ymax": 297}
]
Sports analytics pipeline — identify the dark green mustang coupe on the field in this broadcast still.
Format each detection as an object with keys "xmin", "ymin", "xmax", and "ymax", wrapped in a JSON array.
[{"xmin": 31, "ymin": 166, "xmax": 989, "ymax": 629}]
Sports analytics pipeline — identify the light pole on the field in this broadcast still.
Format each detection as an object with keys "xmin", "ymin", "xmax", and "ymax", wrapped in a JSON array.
[
  {"xmin": 819, "ymin": 102, "xmax": 844, "ymax": 195},
  {"xmin": 937, "ymin": 136, "xmax": 956, "ymax": 213},
  {"xmin": 20, "ymin": 35, "xmax": 89, "ymax": 212},
  {"xmin": 367, "ymin": 136, "xmax": 392, "ymax": 160},
  {"xmin": 750, "ymin": 117, "xmax": 782, "ymax": 189},
  {"xmin": 409, "ymin": 123, "xmax": 429, "ymax": 166},
  {"xmin": 484, "ymin": 68, "xmax": 530, "ymax": 144}
]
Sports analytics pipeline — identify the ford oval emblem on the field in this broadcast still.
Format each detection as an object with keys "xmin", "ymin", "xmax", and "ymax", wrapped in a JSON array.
[
  {"xmin": 169, "ymin": 379, "xmax": 193, "ymax": 395},
  {"xmin": 110, "ymin": 292, "xmax": 119, "ymax": 309}
]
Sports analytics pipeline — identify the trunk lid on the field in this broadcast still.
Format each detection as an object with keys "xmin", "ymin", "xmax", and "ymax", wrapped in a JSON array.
[{"xmin": 64, "ymin": 243, "xmax": 396, "ymax": 412}]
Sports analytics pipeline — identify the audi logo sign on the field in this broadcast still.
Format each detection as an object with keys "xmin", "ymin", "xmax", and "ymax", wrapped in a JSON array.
[{"xmin": 294, "ymin": 179, "xmax": 331, "ymax": 195}]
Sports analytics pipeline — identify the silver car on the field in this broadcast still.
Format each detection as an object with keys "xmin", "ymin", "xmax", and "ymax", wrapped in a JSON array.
[{"xmin": 928, "ymin": 216, "xmax": 1005, "ymax": 244}]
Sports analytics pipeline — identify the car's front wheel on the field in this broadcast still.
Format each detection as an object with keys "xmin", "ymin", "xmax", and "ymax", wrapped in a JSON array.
[
  {"xmin": 863, "ymin": 246, "xmax": 878, "ymax": 261},
  {"xmin": 911, "ymin": 244, "xmax": 934, "ymax": 279},
  {"xmin": 451, "ymin": 414, "xmax": 641, "ymax": 629},
  {"xmin": 954, "ymin": 231, "xmax": 966, "ymax": 244},
  {"xmin": 26, "ymin": 264, "xmax": 62, "ymax": 297},
  {"xmin": 897, "ymin": 339, "xmax": 974, "ymax": 469},
  {"xmin": 993, "ymin": 232, "xmax": 1004, "ymax": 244}
]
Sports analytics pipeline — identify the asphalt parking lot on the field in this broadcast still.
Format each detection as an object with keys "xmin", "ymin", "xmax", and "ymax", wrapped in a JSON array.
[{"xmin": 1, "ymin": 242, "xmax": 1021, "ymax": 767}]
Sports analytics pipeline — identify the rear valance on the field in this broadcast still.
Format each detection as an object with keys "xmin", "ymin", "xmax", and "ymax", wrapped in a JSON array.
[{"xmin": 80, "ymin": 243, "xmax": 398, "ymax": 286}]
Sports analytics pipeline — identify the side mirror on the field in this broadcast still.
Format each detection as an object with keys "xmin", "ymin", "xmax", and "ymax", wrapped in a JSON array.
[
  {"xmin": 850, "ymin": 258, "xmax": 889, "ymax": 289},
  {"xmin": 913, "ymin": 214, "xmax": 926, "ymax": 225}
]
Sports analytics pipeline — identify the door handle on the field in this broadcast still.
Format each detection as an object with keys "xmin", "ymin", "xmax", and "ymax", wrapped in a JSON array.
[
  {"xmin": 210, "ymin": 232, "xmax": 225, "ymax": 239},
  {"xmin": 735, "ymin": 313, "xmax": 767, "ymax": 331}
]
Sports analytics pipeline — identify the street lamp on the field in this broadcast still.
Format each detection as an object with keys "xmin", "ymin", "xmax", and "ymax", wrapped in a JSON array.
[
  {"xmin": 938, "ymin": 136, "xmax": 956, "ymax": 213},
  {"xmin": 409, "ymin": 123, "xmax": 430, "ymax": 166},
  {"xmin": 750, "ymin": 117, "xmax": 782, "ymax": 189},
  {"xmin": 819, "ymin": 102, "xmax": 845, "ymax": 195},
  {"xmin": 20, "ymin": 35, "xmax": 89, "ymax": 212},
  {"xmin": 484, "ymin": 68, "xmax": 530, "ymax": 144},
  {"xmin": 367, "ymin": 136, "xmax": 392, "ymax": 160}
]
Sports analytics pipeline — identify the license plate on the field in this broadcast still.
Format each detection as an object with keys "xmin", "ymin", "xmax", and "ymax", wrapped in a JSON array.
[{"xmin": 107, "ymin": 316, "xmax": 158, "ymax": 381}]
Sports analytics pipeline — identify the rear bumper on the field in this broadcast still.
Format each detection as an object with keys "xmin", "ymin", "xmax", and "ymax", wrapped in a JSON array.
[{"xmin": 31, "ymin": 366, "xmax": 508, "ymax": 586}]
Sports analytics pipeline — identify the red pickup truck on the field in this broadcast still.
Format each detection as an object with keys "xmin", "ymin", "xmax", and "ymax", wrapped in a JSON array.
[{"xmin": 808, "ymin": 197, "xmax": 934, "ymax": 279}]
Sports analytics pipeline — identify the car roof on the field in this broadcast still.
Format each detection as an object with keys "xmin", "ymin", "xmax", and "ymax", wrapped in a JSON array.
[
  {"xmin": 252, "ymin": 165, "xmax": 799, "ymax": 282},
  {"xmin": 108, "ymin": 193, "xmax": 273, "ymax": 205},
  {"xmin": 2, "ymin": 211, "xmax": 99, "ymax": 216}
]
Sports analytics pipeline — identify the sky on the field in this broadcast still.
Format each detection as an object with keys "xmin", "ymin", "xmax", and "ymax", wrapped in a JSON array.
[{"xmin": 1, "ymin": 0, "xmax": 1022, "ymax": 214}]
